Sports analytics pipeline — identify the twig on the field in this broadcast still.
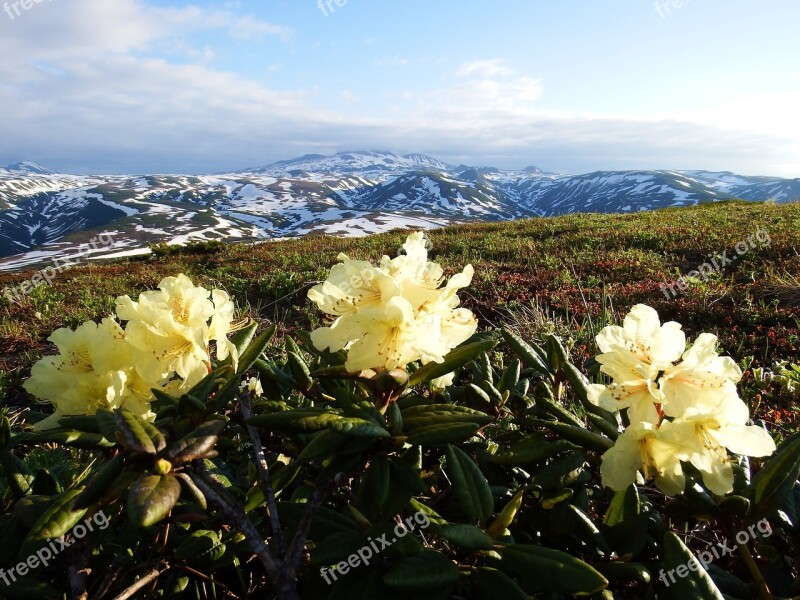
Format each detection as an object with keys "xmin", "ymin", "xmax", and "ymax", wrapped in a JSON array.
[
  {"xmin": 736, "ymin": 540, "xmax": 772, "ymax": 600},
  {"xmin": 181, "ymin": 565, "xmax": 240, "ymax": 598},
  {"xmin": 110, "ymin": 563, "xmax": 168, "ymax": 600},
  {"xmin": 91, "ymin": 555, "xmax": 126, "ymax": 600},
  {"xmin": 240, "ymin": 391, "xmax": 286, "ymax": 554},
  {"xmin": 192, "ymin": 463, "xmax": 282, "ymax": 582},
  {"xmin": 284, "ymin": 481, "xmax": 335, "ymax": 576}
]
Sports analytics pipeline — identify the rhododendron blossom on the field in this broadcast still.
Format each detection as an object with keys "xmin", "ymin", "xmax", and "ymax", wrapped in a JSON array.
[
  {"xmin": 309, "ymin": 232, "xmax": 477, "ymax": 376},
  {"xmin": 594, "ymin": 304, "xmax": 776, "ymax": 495},
  {"xmin": 25, "ymin": 274, "xmax": 240, "ymax": 429}
]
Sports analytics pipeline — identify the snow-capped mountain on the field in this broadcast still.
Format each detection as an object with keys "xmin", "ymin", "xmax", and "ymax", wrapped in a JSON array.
[{"xmin": 0, "ymin": 151, "xmax": 797, "ymax": 270}]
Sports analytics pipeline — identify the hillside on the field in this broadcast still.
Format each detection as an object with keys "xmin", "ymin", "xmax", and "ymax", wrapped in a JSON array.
[
  {"xmin": 2, "ymin": 200, "xmax": 799, "ymax": 427},
  {"xmin": 1, "ymin": 152, "xmax": 799, "ymax": 270}
]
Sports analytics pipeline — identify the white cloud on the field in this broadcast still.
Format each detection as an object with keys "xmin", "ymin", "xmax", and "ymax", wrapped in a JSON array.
[
  {"xmin": 0, "ymin": 2, "xmax": 797, "ymax": 177},
  {"xmin": 374, "ymin": 56, "xmax": 410, "ymax": 67},
  {"xmin": 456, "ymin": 59, "xmax": 514, "ymax": 78},
  {"xmin": 227, "ymin": 15, "xmax": 293, "ymax": 41},
  {"xmin": 339, "ymin": 91, "xmax": 361, "ymax": 104}
]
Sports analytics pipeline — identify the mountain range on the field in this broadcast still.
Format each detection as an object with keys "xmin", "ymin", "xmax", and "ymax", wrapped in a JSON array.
[{"xmin": 1, "ymin": 151, "xmax": 798, "ymax": 270}]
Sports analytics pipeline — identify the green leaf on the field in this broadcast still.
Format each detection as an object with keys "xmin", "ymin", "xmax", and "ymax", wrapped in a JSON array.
[
  {"xmin": 229, "ymin": 320, "xmax": 259, "ymax": 358},
  {"xmin": 546, "ymin": 335, "xmax": 569, "ymax": 371},
  {"xmin": 75, "ymin": 454, "xmax": 126, "ymax": 509},
  {"xmin": 747, "ymin": 430, "xmax": 800, "ymax": 518},
  {"xmin": 127, "ymin": 474, "xmax": 181, "ymax": 527},
  {"xmin": 498, "ymin": 359, "xmax": 522, "ymax": 394},
  {"xmin": 53, "ymin": 415, "xmax": 101, "ymax": 434},
  {"xmin": 114, "ymin": 409, "xmax": 158, "ymax": 454},
  {"xmin": 237, "ymin": 324, "xmax": 277, "ymax": 375},
  {"xmin": 438, "ymin": 523, "xmax": 495, "ymax": 550},
  {"xmin": 175, "ymin": 530, "xmax": 226, "ymax": 562},
  {"xmin": 0, "ymin": 416, "xmax": 11, "ymax": 450},
  {"xmin": 598, "ymin": 562, "xmax": 651, "ymax": 585},
  {"xmin": 534, "ymin": 451, "xmax": 587, "ymax": 491},
  {"xmin": 334, "ymin": 389, "xmax": 385, "ymax": 427},
  {"xmin": 471, "ymin": 567, "xmax": 528, "ymax": 600},
  {"xmin": 21, "ymin": 489, "xmax": 88, "ymax": 555},
  {"xmin": 527, "ymin": 418, "xmax": 614, "ymax": 452},
  {"xmin": 401, "ymin": 404, "xmax": 493, "ymax": 432},
  {"xmin": 13, "ymin": 496, "xmax": 53, "ymax": 528},
  {"xmin": 166, "ymin": 420, "xmax": 226, "ymax": 465},
  {"xmin": 287, "ymin": 351, "xmax": 313, "ymax": 391},
  {"xmin": 408, "ymin": 339, "xmax": 498, "ymax": 386},
  {"xmin": 486, "ymin": 490, "xmax": 524, "ymax": 538},
  {"xmin": 660, "ymin": 531, "xmax": 725, "ymax": 599},
  {"xmin": 247, "ymin": 409, "xmax": 343, "ymax": 433},
  {"xmin": 491, "ymin": 437, "xmax": 575, "ymax": 465},
  {"xmin": 13, "ymin": 430, "xmax": 114, "ymax": 450},
  {"xmin": 328, "ymin": 417, "xmax": 390, "ymax": 438},
  {"xmin": 445, "ymin": 445, "xmax": 494, "ymax": 525},
  {"xmin": 1, "ymin": 451, "xmax": 34, "ymax": 498},
  {"xmin": 386, "ymin": 402, "xmax": 403, "ymax": 435},
  {"xmin": 175, "ymin": 473, "xmax": 207, "ymax": 509},
  {"xmin": 358, "ymin": 454, "xmax": 390, "ymax": 521},
  {"xmin": 501, "ymin": 330, "xmax": 550, "ymax": 375},
  {"xmin": 499, "ymin": 544, "xmax": 608, "ymax": 595},
  {"xmin": 383, "ymin": 549, "xmax": 460, "ymax": 592},
  {"xmin": 534, "ymin": 393, "xmax": 586, "ymax": 428},
  {"xmin": 404, "ymin": 422, "xmax": 480, "ymax": 446},
  {"xmin": 603, "ymin": 485, "xmax": 640, "ymax": 527}
]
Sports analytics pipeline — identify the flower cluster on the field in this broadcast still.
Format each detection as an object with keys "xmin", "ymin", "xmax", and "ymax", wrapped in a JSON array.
[
  {"xmin": 308, "ymin": 232, "xmax": 477, "ymax": 383},
  {"xmin": 590, "ymin": 304, "xmax": 775, "ymax": 496},
  {"xmin": 24, "ymin": 275, "xmax": 237, "ymax": 429}
]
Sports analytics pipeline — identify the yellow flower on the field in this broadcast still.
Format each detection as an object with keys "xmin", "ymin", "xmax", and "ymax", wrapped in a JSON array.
[
  {"xmin": 116, "ymin": 274, "xmax": 213, "ymax": 382},
  {"xmin": 309, "ymin": 233, "xmax": 477, "ymax": 375},
  {"xmin": 209, "ymin": 289, "xmax": 239, "ymax": 370},
  {"xmin": 593, "ymin": 304, "xmax": 685, "ymax": 423},
  {"xmin": 600, "ymin": 422, "xmax": 687, "ymax": 496},
  {"xmin": 315, "ymin": 296, "xmax": 422, "ymax": 372},
  {"xmin": 660, "ymin": 412, "xmax": 776, "ymax": 495},
  {"xmin": 307, "ymin": 256, "xmax": 392, "ymax": 317},
  {"xmin": 24, "ymin": 318, "xmax": 157, "ymax": 429},
  {"xmin": 660, "ymin": 333, "xmax": 743, "ymax": 418}
]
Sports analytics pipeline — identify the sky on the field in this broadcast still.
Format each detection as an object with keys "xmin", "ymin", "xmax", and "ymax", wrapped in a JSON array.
[{"xmin": 0, "ymin": 0, "xmax": 799, "ymax": 176}]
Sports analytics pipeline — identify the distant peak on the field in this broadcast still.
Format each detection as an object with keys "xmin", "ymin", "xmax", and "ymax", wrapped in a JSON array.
[{"xmin": 5, "ymin": 161, "xmax": 54, "ymax": 175}]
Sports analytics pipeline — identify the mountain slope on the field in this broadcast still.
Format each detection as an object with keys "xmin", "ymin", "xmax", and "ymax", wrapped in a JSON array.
[{"xmin": 0, "ymin": 151, "xmax": 797, "ymax": 270}]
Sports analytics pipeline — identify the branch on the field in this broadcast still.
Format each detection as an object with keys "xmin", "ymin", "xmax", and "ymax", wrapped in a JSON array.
[
  {"xmin": 192, "ymin": 463, "xmax": 282, "ymax": 581},
  {"xmin": 110, "ymin": 563, "xmax": 168, "ymax": 600},
  {"xmin": 240, "ymin": 391, "xmax": 286, "ymax": 554},
  {"xmin": 284, "ymin": 480, "xmax": 336, "ymax": 576}
]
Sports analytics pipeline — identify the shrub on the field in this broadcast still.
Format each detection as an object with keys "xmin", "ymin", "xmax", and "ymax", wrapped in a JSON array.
[{"xmin": 2, "ymin": 233, "xmax": 798, "ymax": 599}]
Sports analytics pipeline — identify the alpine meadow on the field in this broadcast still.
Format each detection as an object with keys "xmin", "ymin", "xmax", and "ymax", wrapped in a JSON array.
[{"xmin": 2, "ymin": 2, "xmax": 800, "ymax": 599}]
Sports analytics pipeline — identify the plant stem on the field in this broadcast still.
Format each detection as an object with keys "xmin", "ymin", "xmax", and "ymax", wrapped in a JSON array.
[
  {"xmin": 240, "ymin": 391, "xmax": 286, "ymax": 554},
  {"xmin": 736, "ymin": 539, "xmax": 771, "ymax": 600},
  {"xmin": 192, "ymin": 464, "xmax": 283, "ymax": 583},
  {"xmin": 110, "ymin": 563, "xmax": 168, "ymax": 600}
]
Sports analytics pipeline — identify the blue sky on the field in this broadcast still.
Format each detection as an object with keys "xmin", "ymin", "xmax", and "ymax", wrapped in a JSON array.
[{"xmin": 1, "ymin": 0, "xmax": 798, "ymax": 175}]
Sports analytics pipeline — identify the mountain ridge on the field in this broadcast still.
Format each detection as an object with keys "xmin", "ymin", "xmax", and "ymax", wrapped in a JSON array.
[{"xmin": 1, "ymin": 151, "xmax": 798, "ymax": 271}]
